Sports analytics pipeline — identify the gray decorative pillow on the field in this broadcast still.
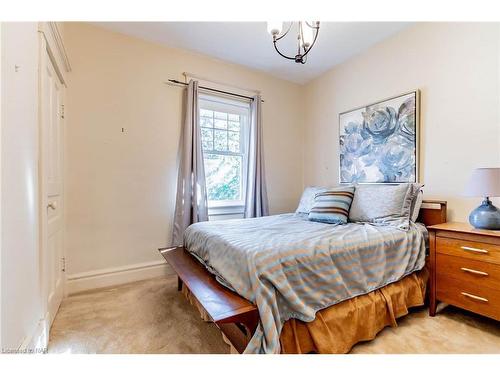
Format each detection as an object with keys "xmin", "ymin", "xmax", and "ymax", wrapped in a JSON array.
[
  {"xmin": 348, "ymin": 183, "xmax": 423, "ymax": 230},
  {"xmin": 295, "ymin": 186, "xmax": 329, "ymax": 214},
  {"xmin": 308, "ymin": 186, "xmax": 355, "ymax": 224}
]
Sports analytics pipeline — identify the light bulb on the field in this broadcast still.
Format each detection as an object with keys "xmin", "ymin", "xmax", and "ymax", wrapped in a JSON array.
[
  {"xmin": 267, "ymin": 21, "xmax": 283, "ymax": 37},
  {"xmin": 301, "ymin": 22, "xmax": 314, "ymax": 49}
]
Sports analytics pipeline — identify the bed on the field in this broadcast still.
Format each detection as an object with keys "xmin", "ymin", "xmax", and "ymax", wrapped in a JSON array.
[{"xmin": 159, "ymin": 199, "xmax": 447, "ymax": 354}]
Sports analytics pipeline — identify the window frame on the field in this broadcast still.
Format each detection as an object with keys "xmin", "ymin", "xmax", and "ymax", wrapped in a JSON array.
[{"xmin": 199, "ymin": 93, "xmax": 251, "ymax": 216}]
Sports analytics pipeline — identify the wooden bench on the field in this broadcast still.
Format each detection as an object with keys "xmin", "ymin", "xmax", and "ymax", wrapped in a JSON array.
[{"xmin": 159, "ymin": 247, "xmax": 259, "ymax": 353}]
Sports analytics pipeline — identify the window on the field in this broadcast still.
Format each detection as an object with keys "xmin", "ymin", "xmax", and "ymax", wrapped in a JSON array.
[{"xmin": 199, "ymin": 94, "xmax": 250, "ymax": 216}]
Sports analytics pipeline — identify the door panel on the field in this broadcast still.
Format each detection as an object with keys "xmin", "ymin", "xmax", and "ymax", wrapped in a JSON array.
[{"xmin": 40, "ymin": 36, "xmax": 65, "ymax": 331}]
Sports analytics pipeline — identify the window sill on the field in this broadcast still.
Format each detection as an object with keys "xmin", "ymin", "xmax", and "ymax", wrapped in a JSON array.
[{"xmin": 208, "ymin": 204, "xmax": 245, "ymax": 218}]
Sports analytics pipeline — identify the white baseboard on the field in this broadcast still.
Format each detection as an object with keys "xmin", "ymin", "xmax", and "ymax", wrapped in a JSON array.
[{"xmin": 66, "ymin": 260, "xmax": 174, "ymax": 295}]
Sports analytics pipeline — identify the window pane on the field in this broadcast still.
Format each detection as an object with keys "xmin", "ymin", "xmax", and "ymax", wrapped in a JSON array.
[
  {"xmin": 204, "ymin": 154, "xmax": 242, "ymax": 201},
  {"xmin": 214, "ymin": 119, "xmax": 227, "ymax": 130},
  {"xmin": 228, "ymin": 131, "xmax": 240, "ymax": 152},
  {"xmin": 200, "ymin": 109, "xmax": 213, "ymax": 118},
  {"xmin": 214, "ymin": 111, "xmax": 227, "ymax": 120},
  {"xmin": 228, "ymin": 121, "xmax": 240, "ymax": 131},
  {"xmin": 228, "ymin": 113, "xmax": 239, "ymax": 122},
  {"xmin": 214, "ymin": 129, "xmax": 228, "ymax": 151},
  {"xmin": 200, "ymin": 116, "xmax": 213, "ymax": 128},
  {"xmin": 201, "ymin": 128, "xmax": 213, "ymax": 151}
]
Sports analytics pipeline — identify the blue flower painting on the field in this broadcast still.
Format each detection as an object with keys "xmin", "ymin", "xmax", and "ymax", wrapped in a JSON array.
[{"xmin": 339, "ymin": 91, "xmax": 419, "ymax": 183}]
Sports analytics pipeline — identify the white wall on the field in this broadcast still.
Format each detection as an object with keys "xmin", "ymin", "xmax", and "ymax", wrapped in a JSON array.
[
  {"xmin": 0, "ymin": 22, "xmax": 41, "ymax": 350},
  {"xmin": 63, "ymin": 23, "xmax": 304, "ymax": 289},
  {"xmin": 303, "ymin": 23, "xmax": 500, "ymax": 221}
]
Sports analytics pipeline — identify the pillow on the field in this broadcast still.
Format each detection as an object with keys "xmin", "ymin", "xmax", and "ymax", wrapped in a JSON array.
[
  {"xmin": 410, "ymin": 188, "xmax": 424, "ymax": 222},
  {"xmin": 295, "ymin": 186, "xmax": 329, "ymax": 214},
  {"xmin": 308, "ymin": 186, "xmax": 355, "ymax": 224},
  {"xmin": 348, "ymin": 183, "xmax": 423, "ymax": 230}
]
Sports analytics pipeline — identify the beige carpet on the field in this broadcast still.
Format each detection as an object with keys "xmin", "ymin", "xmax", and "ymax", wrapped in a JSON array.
[{"xmin": 49, "ymin": 275, "xmax": 500, "ymax": 354}]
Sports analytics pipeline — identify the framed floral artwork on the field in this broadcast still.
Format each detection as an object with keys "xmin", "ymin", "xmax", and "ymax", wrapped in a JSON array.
[{"xmin": 339, "ymin": 90, "xmax": 420, "ymax": 184}]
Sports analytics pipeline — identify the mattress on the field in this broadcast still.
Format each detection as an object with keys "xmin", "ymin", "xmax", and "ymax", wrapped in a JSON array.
[{"xmin": 184, "ymin": 213, "xmax": 427, "ymax": 353}]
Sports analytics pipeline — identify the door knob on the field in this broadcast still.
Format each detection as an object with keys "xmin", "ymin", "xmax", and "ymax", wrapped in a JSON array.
[{"xmin": 48, "ymin": 202, "xmax": 57, "ymax": 210}]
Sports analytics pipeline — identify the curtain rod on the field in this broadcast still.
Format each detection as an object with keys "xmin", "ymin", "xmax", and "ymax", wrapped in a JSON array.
[
  {"xmin": 183, "ymin": 72, "xmax": 261, "ymax": 95},
  {"xmin": 165, "ymin": 79, "xmax": 264, "ymax": 103}
]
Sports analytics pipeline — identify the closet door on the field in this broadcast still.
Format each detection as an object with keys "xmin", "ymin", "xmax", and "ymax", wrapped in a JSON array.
[{"xmin": 40, "ymin": 36, "xmax": 65, "ymax": 330}]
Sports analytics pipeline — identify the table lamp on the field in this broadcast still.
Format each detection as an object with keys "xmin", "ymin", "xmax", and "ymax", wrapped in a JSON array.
[{"xmin": 463, "ymin": 167, "xmax": 500, "ymax": 230}]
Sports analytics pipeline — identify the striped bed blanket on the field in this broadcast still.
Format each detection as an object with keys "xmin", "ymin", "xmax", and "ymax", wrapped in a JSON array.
[{"xmin": 184, "ymin": 213, "xmax": 427, "ymax": 354}]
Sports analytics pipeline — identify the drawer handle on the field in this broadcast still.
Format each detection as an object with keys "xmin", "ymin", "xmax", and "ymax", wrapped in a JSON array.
[
  {"xmin": 461, "ymin": 246, "xmax": 489, "ymax": 254},
  {"xmin": 461, "ymin": 292, "xmax": 488, "ymax": 302},
  {"xmin": 460, "ymin": 267, "xmax": 489, "ymax": 276}
]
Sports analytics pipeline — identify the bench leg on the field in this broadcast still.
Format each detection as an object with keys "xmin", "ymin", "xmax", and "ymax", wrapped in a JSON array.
[{"xmin": 177, "ymin": 276, "xmax": 183, "ymax": 292}]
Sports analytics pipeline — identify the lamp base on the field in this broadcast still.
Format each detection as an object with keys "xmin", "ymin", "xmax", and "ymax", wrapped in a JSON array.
[{"xmin": 469, "ymin": 197, "xmax": 500, "ymax": 230}]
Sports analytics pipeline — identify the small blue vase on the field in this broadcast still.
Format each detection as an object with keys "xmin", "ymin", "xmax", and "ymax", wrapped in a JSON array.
[{"xmin": 469, "ymin": 197, "xmax": 500, "ymax": 230}]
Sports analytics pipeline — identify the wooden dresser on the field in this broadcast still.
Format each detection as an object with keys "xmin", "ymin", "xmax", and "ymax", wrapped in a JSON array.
[{"xmin": 428, "ymin": 222, "xmax": 500, "ymax": 320}]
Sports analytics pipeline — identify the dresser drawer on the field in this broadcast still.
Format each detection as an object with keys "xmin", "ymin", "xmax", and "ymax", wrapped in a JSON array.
[
  {"xmin": 436, "ymin": 237, "xmax": 500, "ymax": 265},
  {"xmin": 436, "ymin": 253, "xmax": 500, "ymax": 290},
  {"xmin": 436, "ymin": 274, "xmax": 500, "ymax": 321}
]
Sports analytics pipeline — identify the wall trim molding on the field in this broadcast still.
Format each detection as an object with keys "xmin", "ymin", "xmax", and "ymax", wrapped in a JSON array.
[
  {"xmin": 38, "ymin": 22, "xmax": 71, "ymax": 86},
  {"xmin": 66, "ymin": 260, "xmax": 174, "ymax": 295},
  {"xmin": 46, "ymin": 22, "xmax": 71, "ymax": 73}
]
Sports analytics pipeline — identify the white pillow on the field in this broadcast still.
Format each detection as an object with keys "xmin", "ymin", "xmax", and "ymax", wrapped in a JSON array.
[
  {"xmin": 411, "ymin": 189, "xmax": 424, "ymax": 222},
  {"xmin": 295, "ymin": 186, "xmax": 328, "ymax": 214},
  {"xmin": 348, "ymin": 183, "xmax": 423, "ymax": 230}
]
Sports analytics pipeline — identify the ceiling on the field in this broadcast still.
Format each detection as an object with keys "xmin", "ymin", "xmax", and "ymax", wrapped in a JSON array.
[{"xmin": 94, "ymin": 22, "xmax": 412, "ymax": 84}]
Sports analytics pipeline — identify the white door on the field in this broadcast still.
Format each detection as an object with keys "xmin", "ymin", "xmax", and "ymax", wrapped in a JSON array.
[{"xmin": 40, "ymin": 36, "xmax": 65, "ymax": 331}]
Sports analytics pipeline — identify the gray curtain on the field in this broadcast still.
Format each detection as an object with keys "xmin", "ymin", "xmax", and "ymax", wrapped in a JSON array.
[
  {"xmin": 172, "ymin": 80, "xmax": 209, "ymax": 246},
  {"xmin": 244, "ymin": 95, "xmax": 269, "ymax": 218}
]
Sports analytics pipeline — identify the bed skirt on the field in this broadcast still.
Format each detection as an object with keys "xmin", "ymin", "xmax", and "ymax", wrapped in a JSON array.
[{"xmin": 182, "ymin": 267, "xmax": 428, "ymax": 354}]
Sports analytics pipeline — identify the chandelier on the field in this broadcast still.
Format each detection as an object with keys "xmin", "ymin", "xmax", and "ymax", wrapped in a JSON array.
[{"xmin": 267, "ymin": 21, "xmax": 320, "ymax": 64}]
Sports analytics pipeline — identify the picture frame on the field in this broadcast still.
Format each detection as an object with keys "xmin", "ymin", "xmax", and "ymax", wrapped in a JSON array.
[{"xmin": 338, "ymin": 90, "xmax": 420, "ymax": 184}]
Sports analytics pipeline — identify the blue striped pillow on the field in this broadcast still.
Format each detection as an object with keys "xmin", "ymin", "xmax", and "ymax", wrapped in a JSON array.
[{"xmin": 308, "ymin": 186, "xmax": 355, "ymax": 224}]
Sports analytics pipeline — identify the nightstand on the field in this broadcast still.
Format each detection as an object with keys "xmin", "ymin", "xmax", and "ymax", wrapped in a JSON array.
[{"xmin": 428, "ymin": 222, "xmax": 500, "ymax": 320}]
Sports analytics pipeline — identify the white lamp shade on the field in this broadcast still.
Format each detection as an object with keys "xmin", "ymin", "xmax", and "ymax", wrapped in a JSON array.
[
  {"xmin": 463, "ymin": 167, "xmax": 500, "ymax": 197},
  {"xmin": 267, "ymin": 21, "xmax": 282, "ymax": 36}
]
